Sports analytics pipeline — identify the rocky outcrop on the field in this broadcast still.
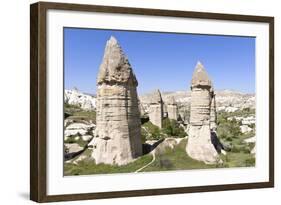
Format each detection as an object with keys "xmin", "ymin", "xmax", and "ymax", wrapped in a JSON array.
[
  {"xmin": 64, "ymin": 122, "xmax": 95, "ymax": 140},
  {"xmin": 186, "ymin": 62, "xmax": 220, "ymax": 164},
  {"xmin": 65, "ymin": 89, "xmax": 96, "ymax": 110},
  {"xmin": 167, "ymin": 96, "xmax": 178, "ymax": 120},
  {"xmin": 89, "ymin": 36, "xmax": 142, "ymax": 165},
  {"xmin": 240, "ymin": 125, "xmax": 253, "ymax": 133},
  {"xmin": 148, "ymin": 89, "xmax": 164, "ymax": 128}
]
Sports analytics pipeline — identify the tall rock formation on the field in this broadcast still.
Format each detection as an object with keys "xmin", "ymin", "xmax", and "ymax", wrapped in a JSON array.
[
  {"xmin": 210, "ymin": 87, "xmax": 217, "ymax": 130},
  {"xmin": 167, "ymin": 96, "xmax": 178, "ymax": 120},
  {"xmin": 186, "ymin": 61, "xmax": 220, "ymax": 164},
  {"xmin": 89, "ymin": 36, "xmax": 142, "ymax": 165},
  {"xmin": 148, "ymin": 89, "xmax": 164, "ymax": 128}
]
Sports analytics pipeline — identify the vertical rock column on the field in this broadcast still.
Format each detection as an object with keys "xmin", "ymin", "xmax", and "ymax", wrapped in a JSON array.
[
  {"xmin": 167, "ymin": 96, "xmax": 178, "ymax": 120},
  {"xmin": 89, "ymin": 36, "xmax": 142, "ymax": 166},
  {"xmin": 148, "ymin": 89, "xmax": 164, "ymax": 128},
  {"xmin": 210, "ymin": 88, "xmax": 217, "ymax": 130},
  {"xmin": 186, "ymin": 62, "xmax": 220, "ymax": 164}
]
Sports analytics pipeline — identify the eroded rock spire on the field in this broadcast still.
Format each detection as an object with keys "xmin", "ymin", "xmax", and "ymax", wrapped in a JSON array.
[
  {"xmin": 186, "ymin": 61, "xmax": 220, "ymax": 164},
  {"xmin": 148, "ymin": 89, "xmax": 164, "ymax": 128},
  {"xmin": 89, "ymin": 36, "xmax": 142, "ymax": 165}
]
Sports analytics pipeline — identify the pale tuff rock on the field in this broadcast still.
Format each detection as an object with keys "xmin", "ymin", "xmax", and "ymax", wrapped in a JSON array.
[
  {"xmin": 64, "ymin": 143, "xmax": 84, "ymax": 154},
  {"xmin": 140, "ymin": 90, "xmax": 255, "ymax": 115},
  {"xmin": 65, "ymin": 89, "xmax": 96, "ymax": 110},
  {"xmin": 191, "ymin": 61, "xmax": 212, "ymax": 88},
  {"xmin": 138, "ymin": 98, "xmax": 146, "ymax": 116},
  {"xmin": 210, "ymin": 89, "xmax": 217, "ymax": 130},
  {"xmin": 97, "ymin": 36, "xmax": 138, "ymax": 86},
  {"xmin": 89, "ymin": 36, "xmax": 142, "ymax": 165},
  {"xmin": 186, "ymin": 61, "xmax": 220, "ymax": 164},
  {"xmin": 244, "ymin": 136, "xmax": 256, "ymax": 143},
  {"xmin": 187, "ymin": 126, "xmax": 220, "ymax": 164},
  {"xmin": 240, "ymin": 125, "xmax": 253, "ymax": 133},
  {"xmin": 225, "ymin": 106, "xmax": 239, "ymax": 113},
  {"xmin": 251, "ymin": 145, "xmax": 256, "ymax": 154},
  {"xmin": 148, "ymin": 89, "xmax": 164, "ymax": 128},
  {"xmin": 64, "ymin": 122, "xmax": 95, "ymax": 139},
  {"xmin": 166, "ymin": 96, "xmax": 178, "ymax": 120}
]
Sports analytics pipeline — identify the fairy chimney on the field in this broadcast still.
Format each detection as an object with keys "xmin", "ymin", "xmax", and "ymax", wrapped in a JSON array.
[
  {"xmin": 186, "ymin": 61, "xmax": 220, "ymax": 164},
  {"xmin": 167, "ymin": 96, "xmax": 178, "ymax": 120},
  {"xmin": 89, "ymin": 36, "xmax": 142, "ymax": 165},
  {"xmin": 148, "ymin": 89, "xmax": 164, "ymax": 128}
]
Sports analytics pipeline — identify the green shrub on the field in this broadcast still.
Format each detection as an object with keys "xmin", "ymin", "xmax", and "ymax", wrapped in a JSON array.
[
  {"xmin": 217, "ymin": 115, "xmax": 242, "ymax": 141},
  {"xmin": 142, "ymin": 121, "xmax": 163, "ymax": 141},
  {"xmin": 245, "ymin": 157, "xmax": 255, "ymax": 166},
  {"xmin": 162, "ymin": 118, "xmax": 186, "ymax": 138}
]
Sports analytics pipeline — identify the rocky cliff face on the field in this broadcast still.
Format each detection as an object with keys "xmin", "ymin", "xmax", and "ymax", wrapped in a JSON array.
[{"xmin": 89, "ymin": 36, "xmax": 142, "ymax": 165}]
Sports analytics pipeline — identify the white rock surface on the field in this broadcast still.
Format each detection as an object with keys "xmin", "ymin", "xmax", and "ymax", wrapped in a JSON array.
[
  {"xmin": 82, "ymin": 135, "xmax": 93, "ymax": 141},
  {"xmin": 244, "ymin": 136, "xmax": 256, "ymax": 143},
  {"xmin": 64, "ymin": 143, "xmax": 83, "ymax": 153},
  {"xmin": 225, "ymin": 107, "xmax": 239, "ymax": 113},
  {"xmin": 240, "ymin": 125, "xmax": 253, "ymax": 133},
  {"xmin": 64, "ymin": 122, "xmax": 95, "ymax": 138},
  {"xmin": 251, "ymin": 145, "xmax": 256, "ymax": 154},
  {"xmin": 65, "ymin": 129, "xmax": 88, "ymax": 138},
  {"xmin": 65, "ymin": 89, "xmax": 96, "ymax": 110}
]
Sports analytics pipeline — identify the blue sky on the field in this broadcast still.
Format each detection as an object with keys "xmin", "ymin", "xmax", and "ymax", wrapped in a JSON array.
[{"xmin": 64, "ymin": 28, "xmax": 255, "ymax": 94}]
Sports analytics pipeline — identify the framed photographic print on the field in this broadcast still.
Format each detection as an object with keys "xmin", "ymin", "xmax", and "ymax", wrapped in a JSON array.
[{"xmin": 30, "ymin": 1, "xmax": 274, "ymax": 202}]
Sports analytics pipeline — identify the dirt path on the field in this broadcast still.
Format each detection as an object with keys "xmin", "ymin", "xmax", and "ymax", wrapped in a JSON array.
[{"xmin": 134, "ymin": 150, "xmax": 156, "ymax": 173}]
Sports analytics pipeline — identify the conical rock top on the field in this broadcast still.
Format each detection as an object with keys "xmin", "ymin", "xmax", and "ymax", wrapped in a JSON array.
[
  {"xmin": 97, "ymin": 36, "xmax": 138, "ymax": 86},
  {"xmin": 167, "ymin": 96, "xmax": 177, "ymax": 105},
  {"xmin": 191, "ymin": 61, "xmax": 212, "ymax": 87},
  {"xmin": 150, "ymin": 89, "xmax": 163, "ymax": 104}
]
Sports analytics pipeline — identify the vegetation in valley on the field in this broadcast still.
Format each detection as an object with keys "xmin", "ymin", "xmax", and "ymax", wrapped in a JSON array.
[
  {"xmin": 65, "ymin": 103, "xmax": 96, "ymax": 123},
  {"xmin": 141, "ymin": 118, "xmax": 186, "ymax": 142},
  {"xmin": 64, "ymin": 104, "xmax": 255, "ymax": 175}
]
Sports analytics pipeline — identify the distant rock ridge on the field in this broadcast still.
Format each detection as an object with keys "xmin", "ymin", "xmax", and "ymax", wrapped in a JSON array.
[{"xmin": 64, "ymin": 89, "xmax": 96, "ymax": 110}]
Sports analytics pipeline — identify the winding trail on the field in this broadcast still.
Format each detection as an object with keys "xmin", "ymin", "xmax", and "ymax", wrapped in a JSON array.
[{"xmin": 134, "ymin": 150, "xmax": 156, "ymax": 173}]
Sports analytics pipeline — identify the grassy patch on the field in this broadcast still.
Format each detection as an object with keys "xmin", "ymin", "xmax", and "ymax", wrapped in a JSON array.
[
  {"xmin": 141, "ymin": 119, "xmax": 187, "ymax": 142},
  {"xmin": 162, "ymin": 118, "xmax": 186, "ymax": 138},
  {"xmin": 64, "ymin": 153, "xmax": 153, "ymax": 176},
  {"xmin": 217, "ymin": 108, "xmax": 255, "ymax": 118},
  {"xmin": 220, "ymin": 152, "xmax": 255, "ymax": 167},
  {"xmin": 141, "ymin": 121, "xmax": 164, "ymax": 141},
  {"xmin": 142, "ymin": 139, "xmax": 217, "ymax": 172},
  {"xmin": 64, "ymin": 135, "xmax": 91, "ymax": 147},
  {"xmin": 64, "ymin": 103, "xmax": 96, "ymax": 123}
]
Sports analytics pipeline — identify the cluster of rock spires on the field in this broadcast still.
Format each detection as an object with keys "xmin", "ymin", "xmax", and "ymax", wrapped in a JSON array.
[
  {"xmin": 146, "ymin": 90, "xmax": 179, "ymax": 128},
  {"xmin": 84, "ymin": 36, "xmax": 222, "ymax": 165}
]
